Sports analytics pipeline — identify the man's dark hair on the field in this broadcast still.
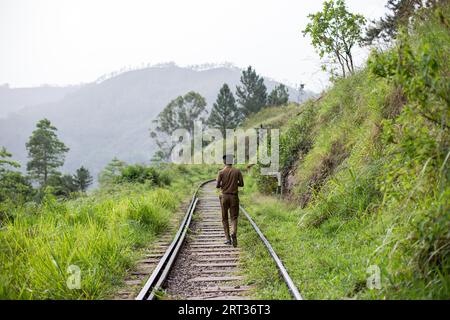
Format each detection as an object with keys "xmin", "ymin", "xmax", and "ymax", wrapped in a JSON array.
[{"xmin": 223, "ymin": 154, "xmax": 234, "ymax": 165}]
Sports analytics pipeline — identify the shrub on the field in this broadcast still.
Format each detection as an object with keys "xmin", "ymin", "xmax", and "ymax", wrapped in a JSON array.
[{"xmin": 117, "ymin": 164, "xmax": 172, "ymax": 186}]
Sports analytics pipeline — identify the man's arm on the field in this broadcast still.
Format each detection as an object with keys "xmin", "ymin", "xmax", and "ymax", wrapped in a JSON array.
[
  {"xmin": 216, "ymin": 171, "xmax": 222, "ymax": 189},
  {"xmin": 238, "ymin": 170, "xmax": 244, "ymax": 187}
]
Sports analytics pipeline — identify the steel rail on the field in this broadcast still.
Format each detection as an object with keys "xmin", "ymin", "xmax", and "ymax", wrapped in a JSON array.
[
  {"xmin": 135, "ymin": 179, "xmax": 214, "ymax": 300},
  {"xmin": 240, "ymin": 205, "xmax": 303, "ymax": 300},
  {"xmin": 136, "ymin": 178, "xmax": 303, "ymax": 300},
  {"xmin": 146, "ymin": 197, "xmax": 198, "ymax": 300}
]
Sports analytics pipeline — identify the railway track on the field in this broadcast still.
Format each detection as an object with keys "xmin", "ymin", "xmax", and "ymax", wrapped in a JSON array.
[{"xmin": 136, "ymin": 180, "xmax": 302, "ymax": 300}]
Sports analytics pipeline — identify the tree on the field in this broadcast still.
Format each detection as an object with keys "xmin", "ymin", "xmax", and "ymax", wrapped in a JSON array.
[
  {"xmin": 0, "ymin": 147, "xmax": 32, "ymax": 203},
  {"xmin": 236, "ymin": 66, "xmax": 267, "ymax": 116},
  {"xmin": 365, "ymin": 0, "xmax": 423, "ymax": 44},
  {"xmin": 154, "ymin": 91, "xmax": 207, "ymax": 136},
  {"xmin": 0, "ymin": 147, "xmax": 20, "ymax": 174},
  {"xmin": 26, "ymin": 119, "xmax": 69, "ymax": 187},
  {"xmin": 151, "ymin": 91, "xmax": 207, "ymax": 160},
  {"xmin": 98, "ymin": 157, "xmax": 126, "ymax": 186},
  {"xmin": 267, "ymin": 84, "xmax": 290, "ymax": 106},
  {"xmin": 303, "ymin": 0, "xmax": 366, "ymax": 78},
  {"xmin": 207, "ymin": 84, "xmax": 242, "ymax": 137},
  {"xmin": 73, "ymin": 166, "xmax": 93, "ymax": 192},
  {"xmin": 47, "ymin": 172, "xmax": 78, "ymax": 198},
  {"xmin": 0, "ymin": 171, "xmax": 33, "ymax": 203}
]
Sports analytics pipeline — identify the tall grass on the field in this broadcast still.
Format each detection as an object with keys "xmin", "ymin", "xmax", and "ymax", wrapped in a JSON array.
[
  {"xmin": 0, "ymin": 188, "xmax": 171, "ymax": 299},
  {"xmin": 239, "ymin": 4, "xmax": 449, "ymax": 299},
  {"xmin": 0, "ymin": 164, "xmax": 220, "ymax": 299}
]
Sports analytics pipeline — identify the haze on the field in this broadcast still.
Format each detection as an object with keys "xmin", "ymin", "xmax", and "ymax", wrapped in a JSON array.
[{"xmin": 0, "ymin": 0, "xmax": 388, "ymax": 92}]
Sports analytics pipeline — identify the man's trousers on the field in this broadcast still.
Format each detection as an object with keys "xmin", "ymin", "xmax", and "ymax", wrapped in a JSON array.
[{"xmin": 219, "ymin": 193, "xmax": 239, "ymax": 240}]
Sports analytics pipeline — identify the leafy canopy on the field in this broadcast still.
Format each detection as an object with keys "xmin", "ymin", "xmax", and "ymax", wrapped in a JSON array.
[
  {"xmin": 73, "ymin": 166, "xmax": 93, "ymax": 192},
  {"xmin": 207, "ymin": 83, "xmax": 242, "ymax": 137},
  {"xmin": 365, "ymin": 0, "xmax": 424, "ymax": 44},
  {"xmin": 267, "ymin": 84, "xmax": 290, "ymax": 107},
  {"xmin": 151, "ymin": 91, "xmax": 207, "ymax": 161},
  {"xmin": 153, "ymin": 91, "xmax": 207, "ymax": 135},
  {"xmin": 98, "ymin": 157, "xmax": 126, "ymax": 186},
  {"xmin": 0, "ymin": 147, "xmax": 32, "ymax": 203},
  {"xmin": 303, "ymin": 0, "xmax": 366, "ymax": 78},
  {"xmin": 26, "ymin": 119, "xmax": 69, "ymax": 187},
  {"xmin": 0, "ymin": 147, "xmax": 20, "ymax": 174},
  {"xmin": 236, "ymin": 66, "xmax": 267, "ymax": 116}
]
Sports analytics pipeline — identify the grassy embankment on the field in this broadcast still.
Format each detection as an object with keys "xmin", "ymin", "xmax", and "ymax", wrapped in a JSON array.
[
  {"xmin": 238, "ymin": 6, "xmax": 449, "ymax": 299},
  {"xmin": 0, "ymin": 164, "xmax": 218, "ymax": 299}
]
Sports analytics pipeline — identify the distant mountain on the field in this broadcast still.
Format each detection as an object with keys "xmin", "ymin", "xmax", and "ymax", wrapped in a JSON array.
[
  {"xmin": 0, "ymin": 64, "xmax": 315, "ymax": 182},
  {"xmin": 0, "ymin": 84, "xmax": 79, "ymax": 118}
]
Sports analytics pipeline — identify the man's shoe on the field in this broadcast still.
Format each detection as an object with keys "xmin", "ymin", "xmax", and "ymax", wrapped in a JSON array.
[
  {"xmin": 224, "ymin": 240, "xmax": 232, "ymax": 245},
  {"xmin": 231, "ymin": 234, "xmax": 237, "ymax": 247}
]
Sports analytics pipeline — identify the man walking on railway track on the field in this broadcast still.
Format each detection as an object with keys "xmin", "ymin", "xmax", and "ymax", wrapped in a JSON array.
[{"xmin": 216, "ymin": 154, "xmax": 244, "ymax": 247}]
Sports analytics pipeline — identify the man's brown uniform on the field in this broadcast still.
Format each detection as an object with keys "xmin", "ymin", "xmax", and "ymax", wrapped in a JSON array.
[{"xmin": 216, "ymin": 166, "xmax": 244, "ymax": 241}]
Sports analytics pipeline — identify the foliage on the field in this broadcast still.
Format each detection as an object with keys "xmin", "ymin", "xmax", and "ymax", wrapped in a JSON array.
[
  {"xmin": 241, "ymin": 104, "xmax": 300, "ymax": 130},
  {"xmin": 46, "ymin": 172, "xmax": 79, "ymax": 198},
  {"xmin": 236, "ymin": 66, "xmax": 268, "ymax": 116},
  {"xmin": 0, "ymin": 147, "xmax": 32, "ymax": 204},
  {"xmin": 279, "ymin": 102, "xmax": 317, "ymax": 170},
  {"xmin": 73, "ymin": 166, "xmax": 93, "ymax": 192},
  {"xmin": 0, "ymin": 147, "xmax": 20, "ymax": 173},
  {"xmin": 368, "ymin": 21, "xmax": 449, "ymax": 130},
  {"xmin": 116, "ymin": 164, "xmax": 171, "ymax": 186},
  {"xmin": 98, "ymin": 157, "xmax": 126, "ymax": 187},
  {"xmin": 303, "ymin": 0, "xmax": 366, "ymax": 78},
  {"xmin": 0, "ymin": 171, "xmax": 33, "ymax": 204},
  {"xmin": 154, "ymin": 91, "xmax": 207, "ymax": 135},
  {"xmin": 0, "ymin": 187, "xmax": 175, "ymax": 299},
  {"xmin": 368, "ymin": 5, "xmax": 450, "ymax": 283},
  {"xmin": 365, "ymin": 0, "xmax": 424, "ymax": 44},
  {"xmin": 267, "ymin": 84, "xmax": 289, "ymax": 107},
  {"xmin": 207, "ymin": 83, "xmax": 242, "ymax": 137},
  {"xmin": 250, "ymin": 101, "xmax": 317, "ymax": 195},
  {"xmin": 0, "ymin": 164, "xmax": 216, "ymax": 299},
  {"xmin": 151, "ymin": 91, "xmax": 207, "ymax": 161},
  {"xmin": 243, "ymin": 2, "xmax": 450, "ymax": 299},
  {"xmin": 26, "ymin": 119, "xmax": 69, "ymax": 187}
]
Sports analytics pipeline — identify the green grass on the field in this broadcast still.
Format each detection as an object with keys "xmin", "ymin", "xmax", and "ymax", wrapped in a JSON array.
[
  {"xmin": 238, "ymin": 205, "xmax": 291, "ymax": 299},
  {"xmin": 236, "ymin": 5, "xmax": 449, "ymax": 299},
  {"xmin": 239, "ymin": 175, "xmax": 384, "ymax": 299},
  {"xmin": 242, "ymin": 104, "xmax": 302, "ymax": 130},
  {"xmin": 0, "ymin": 164, "xmax": 219, "ymax": 299},
  {"xmin": 239, "ymin": 171, "xmax": 448, "ymax": 299}
]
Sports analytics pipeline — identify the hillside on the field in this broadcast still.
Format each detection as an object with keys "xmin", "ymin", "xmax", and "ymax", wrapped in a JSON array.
[
  {"xmin": 0, "ymin": 64, "xmax": 313, "ymax": 182},
  {"xmin": 238, "ymin": 5, "xmax": 449, "ymax": 299},
  {"xmin": 0, "ymin": 84, "xmax": 79, "ymax": 118}
]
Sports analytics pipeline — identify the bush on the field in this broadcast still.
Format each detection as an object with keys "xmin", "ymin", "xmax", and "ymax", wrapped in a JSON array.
[
  {"xmin": 117, "ymin": 164, "xmax": 172, "ymax": 186},
  {"xmin": 0, "ymin": 171, "xmax": 33, "ymax": 204}
]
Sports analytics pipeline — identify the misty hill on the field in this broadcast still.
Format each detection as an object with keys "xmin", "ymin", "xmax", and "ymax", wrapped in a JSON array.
[
  {"xmin": 0, "ymin": 64, "xmax": 314, "ymax": 182},
  {"xmin": 0, "ymin": 84, "xmax": 79, "ymax": 118}
]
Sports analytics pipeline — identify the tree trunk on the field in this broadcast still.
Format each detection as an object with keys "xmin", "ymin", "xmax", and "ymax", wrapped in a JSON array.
[
  {"xmin": 335, "ymin": 51, "xmax": 346, "ymax": 78},
  {"xmin": 347, "ymin": 51, "xmax": 355, "ymax": 74},
  {"xmin": 344, "ymin": 54, "xmax": 352, "ymax": 75}
]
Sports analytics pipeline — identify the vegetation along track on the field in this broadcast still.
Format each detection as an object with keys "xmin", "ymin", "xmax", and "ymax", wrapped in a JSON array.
[{"xmin": 136, "ymin": 180, "xmax": 302, "ymax": 300}]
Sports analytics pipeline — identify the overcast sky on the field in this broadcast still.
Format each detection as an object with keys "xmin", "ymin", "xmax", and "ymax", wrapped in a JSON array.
[{"xmin": 0, "ymin": 0, "xmax": 388, "ymax": 92}]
